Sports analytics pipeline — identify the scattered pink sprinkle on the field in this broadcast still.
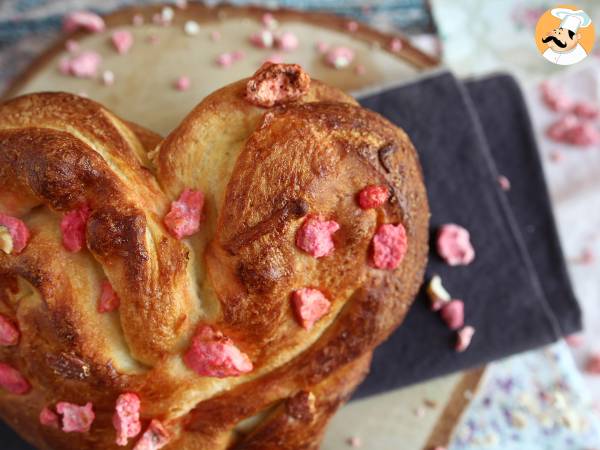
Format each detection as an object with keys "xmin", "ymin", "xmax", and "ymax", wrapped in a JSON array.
[
  {"xmin": 358, "ymin": 185, "xmax": 389, "ymax": 209},
  {"xmin": 0, "ymin": 213, "xmax": 30, "ymax": 254},
  {"xmin": 371, "ymin": 223, "xmax": 408, "ymax": 270},
  {"xmin": 315, "ymin": 41, "xmax": 329, "ymax": 54},
  {"xmin": 346, "ymin": 21, "xmax": 359, "ymax": 32},
  {"xmin": 174, "ymin": 75, "xmax": 191, "ymax": 91},
  {"xmin": 586, "ymin": 353, "xmax": 600, "ymax": 374},
  {"xmin": 437, "ymin": 224, "xmax": 475, "ymax": 266},
  {"xmin": 102, "ymin": 70, "xmax": 115, "ymax": 86},
  {"xmin": 63, "ymin": 11, "xmax": 106, "ymax": 33},
  {"xmin": 164, "ymin": 188, "xmax": 204, "ymax": 239},
  {"xmin": 98, "ymin": 280, "xmax": 120, "ymax": 313},
  {"xmin": 354, "ymin": 64, "xmax": 366, "ymax": 76},
  {"xmin": 575, "ymin": 248, "xmax": 595, "ymax": 265},
  {"xmin": 440, "ymin": 300, "xmax": 465, "ymax": 330},
  {"xmin": 0, "ymin": 314, "xmax": 19, "ymax": 346},
  {"xmin": 249, "ymin": 29, "xmax": 274, "ymax": 48},
  {"xmin": 573, "ymin": 101, "xmax": 599, "ymax": 119},
  {"xmin": 132, "ymin": 14, "xmax": 144, "ymax": 26},
  {"xmin": 60, "ymin": 205, "xmax": 91, "ymax": 252},
  {"xmin": 65, "ymin": 39, "xmax": 80, "ymax": 53},
  {"xmin": 324, "ymin": 46, "xmax": 355, "ymax": 69},
  {"xmin": 59, "ymin": 51, "xmax": 102, "ymax": 78},
  {"xmin": 264, "ymin": 53, "xmax": 284, "ymax": 64},
  {"xmin": 565, "ymin": 334, "xmax": 584, "ymax": 348},
  {"xmin": 547, "ymin": 114, "xmax": 600, "ymax": 147},
  {"xmin": 276, "ymin": 31, "xmax": 299, "ymax": 51},
  {"xmin": 184, "ymin": 326, "xmax": 253, "ymax": 378},
  {"xmin": 231, "ymin": 50, "xmax": 245, "ymax": 61},
  {"xmin": 346, "ymin": 436, "xmax": 362, "ymax": 447},
  {"xmin": 455, "ymin": 326, "xmax": 475, "ymax": 352},
  {"xmin": 262, "ymin": 13, "xmax": 278, "ymax": 29},
  {"xmin": 497, "ymin": 175, "xmax": 511, "ymax": 191},
  {"xmin": 216, "ymin": 52, "xmax": 234, "ymax": 67},
  {"xmin": 389, "ymin": 37, "xmax": 403, "ymax": 53},
  {"xmin": 0, "ymin": 363, "xmax": 30, "ymax": 395},
  {"xmin": 540, "ymin": 81, "xmax": 573, "ymax": 112},
  {"xmin": 112, "ymin": 30, "xmax": 134, "ymax": 54},
  {"xmin": 40, "ymin": 407, "xmax": 60, "ymax": 428},
  {"xmin": 146, "ymin": 34, "xmax": 160, "ymax": 45},
  {"xmin": 296, "ymin": 215, "xmax": 340, "ymax": 258},
  {"xmin": 133, "ymin": 420, "xmax": 170, "ymax": 450},
  {"xmin": 549, "ymin": 149, "xmax": 563, "ymax": 162},
  {"xmin": 210, "ymin": 30, "xmax": 221, "ymax": 42},
  {"xmin": 291, "ymin": 288, "xmax": 331, "ymax": 330},
  {"xmin": 56, "ymin": 402, "xmax": 95, "ymax": 433},
  {"xmin": 113, "ymin": 393, "xmax": 142, "ymax": 446}
]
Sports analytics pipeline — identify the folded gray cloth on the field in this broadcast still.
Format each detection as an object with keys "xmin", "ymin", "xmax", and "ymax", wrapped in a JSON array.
[{"xmin": 354, "ymin": 71, "xmax": 580, "ymax": 397}]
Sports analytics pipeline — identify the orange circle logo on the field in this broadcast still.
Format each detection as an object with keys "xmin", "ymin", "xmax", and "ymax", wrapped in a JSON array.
[{"xmin": 535, "ymin": 5, "xmax": 595, "ymax": 65}]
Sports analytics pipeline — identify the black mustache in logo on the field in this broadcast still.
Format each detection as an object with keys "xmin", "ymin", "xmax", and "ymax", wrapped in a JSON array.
[{"xmin": 542, "ymin": 35, "xmax": 567, "ymax": 48}]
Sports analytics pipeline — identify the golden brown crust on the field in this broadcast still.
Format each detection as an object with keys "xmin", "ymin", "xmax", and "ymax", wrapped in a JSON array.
[{"xmin": 0, "ymin": 65, "xmax": 428, "ymax": 450}]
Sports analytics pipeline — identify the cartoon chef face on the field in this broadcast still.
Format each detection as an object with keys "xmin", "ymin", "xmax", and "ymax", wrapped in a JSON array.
[{"xmin": 542, "ymin": 27, "xmax": 580, "ymax": 53}]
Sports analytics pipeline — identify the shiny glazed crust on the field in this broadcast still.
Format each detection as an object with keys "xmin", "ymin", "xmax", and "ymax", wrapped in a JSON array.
[{"xmin": 0, "ymin": 65, "xmax": 429, "ymax": 449}]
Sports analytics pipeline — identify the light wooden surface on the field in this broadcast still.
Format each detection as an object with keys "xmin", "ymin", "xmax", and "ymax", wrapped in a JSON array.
[{"xmin": 3, "ymin": 4, "xmax": 484, "ymax": 449}]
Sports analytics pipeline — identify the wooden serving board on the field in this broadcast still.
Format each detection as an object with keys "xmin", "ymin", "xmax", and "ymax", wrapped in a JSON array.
[{"xmin": 2, "ymin": 3, "xmax": 483, "ymax": 449}]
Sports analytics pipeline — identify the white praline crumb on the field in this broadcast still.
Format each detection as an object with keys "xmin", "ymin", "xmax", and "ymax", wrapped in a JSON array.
[
  {"xmin": 0, "ymin": 226, "xmax": 13, "ymax": 254},
  {"xmin": 184, "ymin": 20, "xmax": 200, "ymax": 36}
]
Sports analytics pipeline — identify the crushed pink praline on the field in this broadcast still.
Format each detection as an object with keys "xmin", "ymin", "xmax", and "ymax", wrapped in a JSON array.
[
  {"xmin": 164, "ymin": 188, "xmax": 204, "ymax": 239},
  {"xmin": 371, "ymin": 223, "xmax": 408, "ymax": 270},
  {"xmin": 133, "ymin": 420, "xmax": 170, "ymax": 450},
  {"xmin": 40, "ymin": 407, "xmax": 60, "ymax": 428},
  {"xmin": 249, "ymin": 29, "xmax": 274, "ymax": 48},
  {"xmin": 276, "ymin": 31, "xmax": 299, "ymax": 51},
  {"xmin": 540, "ymin": 81, "xmax": 572, "ymax": 112},
  {"xmin": 113, "ymin": 392, "xmax": 142, "ymax": 446},
  {"xmin": 295, "ymin": 215, "xmax": 340, "ymax": 258},
  {"xmin": 0, "ymin": 314, "xmax": 19, "ymax": 346},
  {"xmin": 547, "ymin": 114, "xmax": 600, "ymax": 147},
  {"xmin": 573, "ymin": 101, "xmax": 599, "ymax": 119},
  {"xmin": 440, "ymin": 300, "xmax": 464, "ymax": 330},
  {"xmin": 112, "ymin": 30, "xmax": 134, "ymax": 54},
  {"xmin": 436, "ymin": 224, "xmax": 475, "ymax": 266},
  {"xmin": 98, "ymin": 280, "xmax": 120, "ymax": 313},
  {"xmin": 184, "ymin": 326, "xmax": 253, "ymax": 378},
  {"xmin": 63, "ymin": 11, "xmax": 106, "ymax": 33},
  {"xmin": 324, "ymin": 46, "xmax": 354, "ymax": 68},
  {"xmin": 60, "ymin": 51, "xmax": 102, "ymax": 78},
  {"xmin": 291, "ymin": 288, "xmax": 331, "ymax": 330},
  {"xmin": 586, "ymin": 353, "xmax": 600, "ymax": 374},
  {"xmin": 174, "ymin": 75, "xmax": 191, "ymax": 91},
  {"xmin": 497, "ymin": 175, "xmax": 511, "ymax": 191},
  {"xmin": 0, "ymin": 363, "xmax": 30, "ymax": 395},
  {"xmin": 60, "ymin": 205, "xmax": 91, "ymax": 252},
  {"xmin": 0, "ymin": 213, "xmax": 30, "ymax": 254},
  {"xmin": 358, "ymin": 185, "xmax": 389, "ymax": 209},
  {"xmin": 56, "ymin": 402, "xmax": 95, "ymax": 433},
  {"xmin": 389, "ymin": 37, "xmax": 403, "ymax": 52}
]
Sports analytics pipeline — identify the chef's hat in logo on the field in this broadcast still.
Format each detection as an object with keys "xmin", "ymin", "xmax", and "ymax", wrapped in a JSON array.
[{"xmin": 535, "ymin": 5, "xmax": 595, "ymax": 66}]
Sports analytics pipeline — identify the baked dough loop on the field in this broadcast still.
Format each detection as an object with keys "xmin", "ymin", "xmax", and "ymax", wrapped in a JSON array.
[{"xmin": 0, "ymin": 63, "xmax": 428, "ymax": 449}]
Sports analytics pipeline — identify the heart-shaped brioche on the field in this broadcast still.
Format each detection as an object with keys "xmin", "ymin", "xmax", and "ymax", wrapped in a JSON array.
[{"xmin": 0, "ymin": 63, "xmax": 428, "ymax": 450}]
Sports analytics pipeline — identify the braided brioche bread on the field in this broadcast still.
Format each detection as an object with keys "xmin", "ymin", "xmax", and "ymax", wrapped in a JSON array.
[{"xmin": 0, "ymin": 63, "xmax": 429, "ymax": 450}]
